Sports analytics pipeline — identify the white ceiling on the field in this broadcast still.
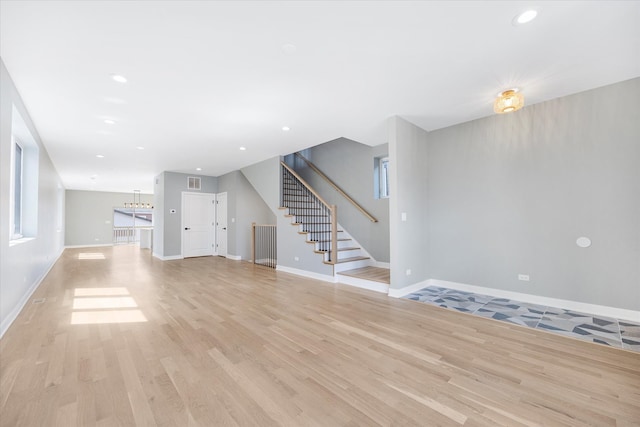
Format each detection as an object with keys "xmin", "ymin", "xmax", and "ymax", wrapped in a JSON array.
[{"xmin": 1, "ymin": 1, "xmax": 639, "ymax": 194}]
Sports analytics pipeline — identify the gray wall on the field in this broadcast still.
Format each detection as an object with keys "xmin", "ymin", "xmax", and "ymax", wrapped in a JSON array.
[
  {"xmin": 155, "ymin": 171, "xmax": 218, "ymax": 258},
  {"xmin": 0, "ymin": 60, "xmax": 65, "ymax": 336},
  {"xmin": 289, "ymin": 138, "xmax": 390, "ymax": 263},
  {"xmin": 388, "ymin": 117, "xmax": 429, "ymax": 289},
  {"xmin": 241, "ymin": 156, "xmax": 281, "ymax": 214},
  {"xmin": 65, "ymin": 190, "xmax": 153, "ymax": 246},
  {"xmin": 218, "ymin": 170, "xmax": 275, "ymax": 260},
  {"xmin": 391, "ymin": 78, "xmax": 640, "ymax": 311},
  {"xmin": 153, "ymin": 173, "xmax": 165, "ymax": 257}
]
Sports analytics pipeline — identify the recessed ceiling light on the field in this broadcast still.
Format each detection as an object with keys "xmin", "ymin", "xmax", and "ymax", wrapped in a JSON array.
[
  {"xmin": 513, "ymin": 10, "xmax": 537, "ymax": 25},
  {"xmin": 104, "ymin": 97, "xmax": 127, "ymax": 105},
  {"xmin": 282, "ymin": 43, "xmax": 297, "ymax": 54},
  {"xmin": 96, "ymin": 154, "xmax": 105, "ymax": 158},
  {"xmin": 111, "ymin": 74, "xmax": 127, "ymax": 83},
  {"xmin": 196, "ymin": 167, "xmax": 202, "ymax": 171},
  {"xmin": 136, "ymin": 146, "xmax": 144, "ymax": 150},
  {"xmin": 104, "ymin": 119, "xmax": 115, "ymax": 125},
  {"xmin": 239, "ymin": 146, "xmax": 247, "ymax": 151},
  {"xmin": 282, "ymin": 126, "xmax": 290, "ymax": 132}
]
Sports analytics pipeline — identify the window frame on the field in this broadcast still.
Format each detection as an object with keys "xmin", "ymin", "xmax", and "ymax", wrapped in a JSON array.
[
  {"xmin": 379, "ymin": 156, "xmax": 390, "ymax": 199},
  {"xmin": 10, "ymin": 136, "xmax": 24, "ymax": 240}
]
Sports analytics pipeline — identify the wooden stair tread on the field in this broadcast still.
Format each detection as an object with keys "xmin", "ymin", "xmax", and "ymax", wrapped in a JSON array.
[{"xmin": 337, "ymin": 266, "xmax": 391, "ymax": 284}]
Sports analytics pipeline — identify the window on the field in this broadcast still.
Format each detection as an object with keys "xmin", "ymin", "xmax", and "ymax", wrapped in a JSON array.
[
  {"xmin": 11, "ymin": 138, "xmax": 24, "ymax": 239},
  {"xmin": 9, "ymin": 106, "xmax": 39, "ymax": 243},
  {"xmin": 379, "ymin": 157, "xmax": 389, "ymax": 198}
]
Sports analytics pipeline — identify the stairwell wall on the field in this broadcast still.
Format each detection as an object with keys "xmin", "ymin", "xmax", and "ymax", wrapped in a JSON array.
[
  {"xmin": 241, "ymin": 155, "xmax": 334, "ymax": 277},
  {"xmin": 218, "ymin": 170, "xmax": 275, "ymax": 260},
  {"xmin": 289, "ymin": 138, "xmax": 390, "ymax": 263}
]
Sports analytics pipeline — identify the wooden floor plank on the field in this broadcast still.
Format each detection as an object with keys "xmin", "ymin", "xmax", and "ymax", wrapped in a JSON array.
[
  {"xmin": 1, "ymin": 245, "xmax": 639, "ymax": 426},
  {"xmin": 338, "ymin": 266, "xmax": 391, "ymax": 284}
]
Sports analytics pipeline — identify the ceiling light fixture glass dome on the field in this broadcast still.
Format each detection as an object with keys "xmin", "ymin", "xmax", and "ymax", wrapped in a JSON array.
[{"xmin": 494, "ymin": 89, "xmax": 524, "ymax": 114}]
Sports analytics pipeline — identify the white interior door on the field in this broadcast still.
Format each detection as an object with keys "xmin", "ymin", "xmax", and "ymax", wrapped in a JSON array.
[
  {"xmin": 216, "ymin": 192, "xmax": 228, "ymax": 257},
  {"xmin": 182, "ymin": 192, "xmax": 215, "ymax": 258}
]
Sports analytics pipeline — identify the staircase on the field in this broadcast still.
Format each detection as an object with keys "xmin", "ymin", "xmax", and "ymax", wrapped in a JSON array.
[{"xmin": 280, "ymin": 162, "xmax": 370, "ymax": 271}]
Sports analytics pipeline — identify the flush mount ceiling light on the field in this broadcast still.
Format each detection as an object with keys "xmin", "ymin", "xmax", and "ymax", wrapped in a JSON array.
[
  {"xmin": 196, "ymin": 167, "xmax": 202, "ymax": 171},
  {"xmin": 281, "ymin": 126, "xmax": 291, "ymax": 132},
  {"xmin": 494, "ymin": 88, "xmax": 524, "ymax": 114},
  {"xmin": 513, "ymin": 10, "xmax": 538, "ymax": 25},
  {"xmin": 239, "ymin": 146, "xmax": 247, "ymax": 151},
  {"xmin": 96, "ymin": 154, "xmax": 105, "ymax": 158},
  {"xmin": 104, "ymin": 119, "xmax": 115, "ymax": 125},
  {"xmin": 282, "ymin": 43, "xmax": 297, "ymax": 54},
  {"xmin": 136, "ymin": 146, "xmax": 144, "ymax": 150},
  {"xmin": 111, "ymin": 74, "xmax": 128, "ymax": 83}
]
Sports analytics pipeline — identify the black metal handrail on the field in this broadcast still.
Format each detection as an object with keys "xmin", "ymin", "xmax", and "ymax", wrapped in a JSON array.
[{"xmin": 281, "ymin": 162, "xmax": 338, "ymax": 264}]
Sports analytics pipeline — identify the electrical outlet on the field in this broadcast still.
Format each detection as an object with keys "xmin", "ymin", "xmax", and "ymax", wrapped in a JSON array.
[
  {"xmin": 518, "ymin": 274, "xmax": 530, "ymax": 281},
  {"xmin": 294, "ymin": 256, "xmax": 299, "ymax": 261},
  {"xmin": 406, "ymin": 269, "xmax": 412, "ymax": 276}
]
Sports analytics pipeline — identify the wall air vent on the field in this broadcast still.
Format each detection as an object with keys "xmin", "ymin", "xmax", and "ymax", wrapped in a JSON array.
[{"xmin": 188, "ymin": 177, "xmax": 201, "ymax": 190}]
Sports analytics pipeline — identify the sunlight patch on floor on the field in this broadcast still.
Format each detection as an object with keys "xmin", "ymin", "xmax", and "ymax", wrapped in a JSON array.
[
  {"xmin": 74, "ymin": 287, "xmax": 129, "ymax": 296},
  {"xmin": 71, "ymin": 287, "xmax": 146, "ymax": 325},
  {"xmin": 78, "ymin": 253, "xmax": 106, "ymax": 260},
  {"xmin": 71, "ymin": 310, "xmax": 147, "ymax": 325},
  {"xmin": 73, "ymin": 297, "xmax": 137, "ymax": 310}
]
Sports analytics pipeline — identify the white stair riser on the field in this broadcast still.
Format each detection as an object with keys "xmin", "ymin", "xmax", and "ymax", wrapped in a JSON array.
[{"xmin": 333, "ymin": 258, "xmax": 370, "ymax": 273}]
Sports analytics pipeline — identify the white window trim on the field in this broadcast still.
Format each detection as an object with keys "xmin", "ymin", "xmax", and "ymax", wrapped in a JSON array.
[
  {"xmin": 379, "ymin": 156, "xmax": 390, "ymax": 199},
  {"xmin": 9, "ymin": 136, "xmax": 24, "ymax": 240}
]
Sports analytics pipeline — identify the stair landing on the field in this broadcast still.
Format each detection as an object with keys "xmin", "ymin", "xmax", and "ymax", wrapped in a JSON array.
[{"xmin": 337, "ymin": 266, "xmax": 390, "ymax": 285}]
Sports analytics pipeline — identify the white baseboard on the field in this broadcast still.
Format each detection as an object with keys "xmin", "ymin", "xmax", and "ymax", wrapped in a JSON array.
[
  {"xmin": 388, "ymin": 280, "xmax": 430, "ymax": 298},
  {"xmin": 429, "ymin": 279, "xmax": 640, "ymax": 323},
  {"xmin": 276, "ymin": 265, "xmax": 337, "ymax": 283},
  {"xmin": 226, "ymin": 254, "xmax": 242, "ymax": 261},
  {"xmin": 65, "ymin": 243, "xmax": 114, "ymax": 249},
  {"xmin": 0, "ymin": 247, "xmax": 64, "ymax": 338},
  {"xmin": 337, "ymin": 274, "xmax": 389, "ymax": 293},
  {"xmin": 152, "ymin": 253, "xmax": 184, "ymax": 261},
  {"xmin": 369, "ymin": 261, "xmax": 390, "ymax": 269}
]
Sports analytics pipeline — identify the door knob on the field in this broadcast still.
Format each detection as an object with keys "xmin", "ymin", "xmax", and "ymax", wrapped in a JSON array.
[
  {"xmin": 184, "ymin": 227, "xmax": 190, "ymax": 230},
  {"xmin": 222, "ymin": 227, "xmax": 227, "ymax": 230}
]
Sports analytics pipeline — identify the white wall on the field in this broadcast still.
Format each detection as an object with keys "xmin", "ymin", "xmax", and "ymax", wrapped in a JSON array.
[{"xmin": 0, "ymin": 60, "xmax": 65, "ymax": 337}]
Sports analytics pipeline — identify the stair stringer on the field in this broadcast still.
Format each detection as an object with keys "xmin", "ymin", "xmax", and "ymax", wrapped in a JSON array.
[
  {"xmin": 281, "ymin": 206, "xmax": 381, "ymax": 272},
  {"xmin": 276, "ymin": 208, "xmax": 335, "ymax": 278}
]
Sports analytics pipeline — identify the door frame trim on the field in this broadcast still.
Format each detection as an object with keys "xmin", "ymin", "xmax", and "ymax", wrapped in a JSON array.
[
  {"xmin": 181, "ymin": 191, "xmax": 216, "ymax": 258},
  {"xmin": 215, "ymin": 191, "xmax": 228, "ymax": 258}
]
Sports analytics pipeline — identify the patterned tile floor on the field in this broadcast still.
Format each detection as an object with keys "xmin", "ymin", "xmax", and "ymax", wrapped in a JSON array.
[{"xmin": 405, "ymin": 286, "xmax": 640, "ymax": 352}]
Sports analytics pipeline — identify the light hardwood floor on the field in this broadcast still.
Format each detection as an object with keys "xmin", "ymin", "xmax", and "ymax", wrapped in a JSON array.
[
  {"xmin": 1, "ymin": 246, "xmax": 639, "ymax": 426},
  {"xmin": 338, "ymin": 267, "xmax": 391, "ymax": 284}
]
